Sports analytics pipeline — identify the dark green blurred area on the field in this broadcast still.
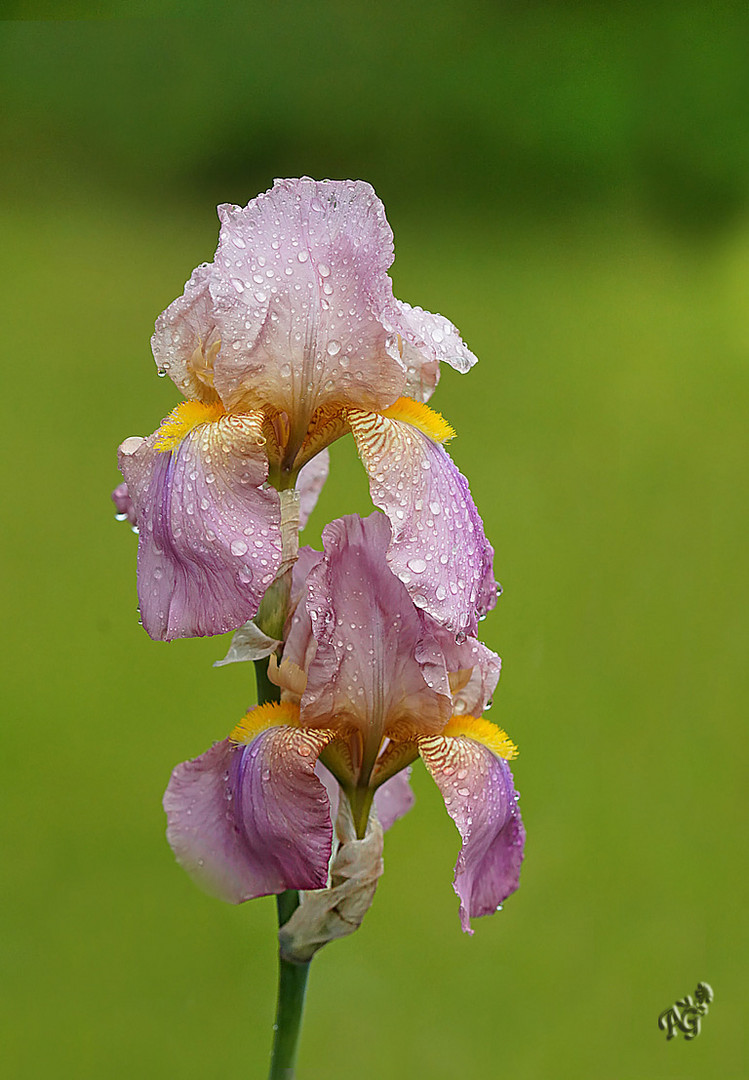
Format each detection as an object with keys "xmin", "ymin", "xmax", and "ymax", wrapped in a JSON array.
[
  {"xmin": 4, "ymin": 3, "xmax": 749, "ymax": 234},
  {"xmin": 2, "ymin": 8, "xmax": 748, "ymax": 1080}
]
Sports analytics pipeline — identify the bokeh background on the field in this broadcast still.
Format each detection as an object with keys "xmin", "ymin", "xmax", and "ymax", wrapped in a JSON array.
[{"xmin": 2, "ymin": 6, "xmax": 748, "ymax": 1078}]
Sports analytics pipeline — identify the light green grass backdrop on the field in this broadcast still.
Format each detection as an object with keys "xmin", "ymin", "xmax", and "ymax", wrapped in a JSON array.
[{"xmin": 2, "ymin": 9, "xmax": 747, "ymax": 1079}]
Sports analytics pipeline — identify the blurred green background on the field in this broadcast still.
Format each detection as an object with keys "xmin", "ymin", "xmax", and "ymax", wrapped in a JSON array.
[{"xmin": 2, "ymin": 6, "xmax": 748, "ymax": 1078}]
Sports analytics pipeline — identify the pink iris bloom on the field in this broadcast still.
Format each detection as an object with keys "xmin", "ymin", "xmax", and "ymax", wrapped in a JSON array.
[
  {"xmin": 115, "ymin": 178, "xmax": 495, "ymax": 640},
  {"xmin": 164, "ymin": 514, "xmax": 524, "ymax": 932}
]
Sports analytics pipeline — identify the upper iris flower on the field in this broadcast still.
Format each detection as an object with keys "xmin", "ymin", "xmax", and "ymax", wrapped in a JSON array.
[
  {"xmin": 116, "ymin": 178, "xmax": 495, "ymax": 641},
  {"xmin": 164, "ymin": 513, "xmax": 524, "ymax": 932}
]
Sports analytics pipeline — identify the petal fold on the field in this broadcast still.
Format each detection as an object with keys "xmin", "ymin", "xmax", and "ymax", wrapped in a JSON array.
[
  {"xmin": 151, "ymin": 263, "xmax": 222, "ymax": 404},
  {"xmin": 419, "ymin": 734, "xmax": 524, "ymax": 932},
  {"xmin": 117, "ymin": 413, "xmax": 281, "ymax": 640},
  {"xmin": 348, "ymin": 411, "xmax": 496, "ymax": 635},
  {"xmin": 386, "ymin": 299, "xmax": 478, "ymax": 402},
  {"xmin": 164, "ymin": 729, "xmax": 334, "ymax": 903}
]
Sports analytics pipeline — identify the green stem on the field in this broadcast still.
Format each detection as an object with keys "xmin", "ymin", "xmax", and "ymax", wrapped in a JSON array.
[
  {"xmin": 269, "ymin": 892, "xmax": 311, "ymax": 1079},
  {"xmin": 254, "ymin": 658, "xmax": 312, "ymax": 1080}
]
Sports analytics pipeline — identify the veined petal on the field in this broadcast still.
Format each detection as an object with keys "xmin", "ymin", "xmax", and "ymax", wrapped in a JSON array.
[
  {"xmin": 297, "ymin": 448, "xmax": 329, "ymax": 530},
  {"xmin": 385, "ymin": 300, "xmax": 478, "ymax": 403},
  {"xmin": 299, "ymin": 514, "xmax": 449, "ymax": 748},
  {"xmin": 117, "ymin": 408, "xmax": 282, "ymax": 640},
  {"xmin": 151, "ymin": 263, "xmax": 223, "ymax": 405},
  {"xmin": 419, "ymin": 722, "xmax": 524, "ymax": 933},
  {"xmin": 210, "ymin": 178, "xmax": 405, "ymax": 419},
  {"xmin": 163, "ymin": 726, "xmax": 335, "ymax": 903},
  {"xmin": 348, "ymin": 409, "xmax": 496, "ymax": 636}
]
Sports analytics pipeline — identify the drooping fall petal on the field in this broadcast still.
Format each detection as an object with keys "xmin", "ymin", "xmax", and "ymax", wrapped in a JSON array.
[
  {"xmin": 348, "ymin": 410, "xmax": 496, "ymax": 635},
  {"xmin": 117, "ymin": 410, "xmax": 282, "ymax": 640},
  {"xmin": 419, "ymin": 729, "xmax": 524, "ymax": 932},
  {"xmin": 163, "ymin": 729, "xmax": 335, "ymax": 903}
]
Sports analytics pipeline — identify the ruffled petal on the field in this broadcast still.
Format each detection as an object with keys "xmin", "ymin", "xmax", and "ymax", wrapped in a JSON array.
[
  {"xmin": 210, "ymin": 178, "xmax": 405, "ymax": 419},
  {"xmin": 297, "ymin": 448, "xmax": 329, "ymax": 530},
  {"xmin": 386, "ymin": 300, "xmax": 478, "ymax": 402},
  {"xmin": 348, "ymin": 412, "xmax": 496, "ymax": 635},
  {"xmin": 164, "ymin": 730, "xmax": 334, "ymax": 903},
  {"xmin": 151, "ymin": 263, "xmax": 222, "ymax": 404},
  {"xmin": 419, "ymin": 734, "xmax": 524, "ymax": 933},
  {"xmin": 117, "ymin": 413, "xmax": 282, "ymax": 640},
  {"xmin": 299, "ymin": 514, "xmax": 448, "ymax": 743}
]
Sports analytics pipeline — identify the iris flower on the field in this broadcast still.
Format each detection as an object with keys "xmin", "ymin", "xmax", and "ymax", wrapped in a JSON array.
[
  {"xmin": 164, "ymin": 513, "xmax": 524, "ymax": 932},
  {"xmin": 116, "ymin": 178, "xmax": 495, "ymax": 641}
]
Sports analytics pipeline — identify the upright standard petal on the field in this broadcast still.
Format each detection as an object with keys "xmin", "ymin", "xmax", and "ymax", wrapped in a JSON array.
[
  {"xmin": 419, "ymin": 724, "xmax": 524, "ymax": 933},
  {"xmin": 298, "ymin": 514, "xmax": 450, "ymax": 748},
  {"xmin": 210, "ymin": 179, "xmax": 405, "ymax": 420},
  {"xmin": 164, "ymin": 725, "xmax": 335, "ymax": 903},
  {"xmin": 118, "ymin": 409, "xmax": 282, "ymax": 640},
  {"xmin": 348, "ymin": 409, "xmax": 496, "ymax": 636}
]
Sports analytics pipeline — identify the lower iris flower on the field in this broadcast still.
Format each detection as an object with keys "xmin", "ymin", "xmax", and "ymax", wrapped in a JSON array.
[{"xmin": 164, "ymin": 513, "xmax": 524, "ymax": 932}]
